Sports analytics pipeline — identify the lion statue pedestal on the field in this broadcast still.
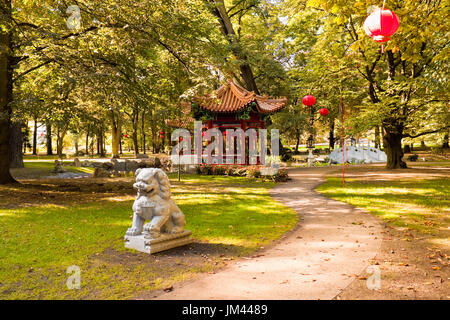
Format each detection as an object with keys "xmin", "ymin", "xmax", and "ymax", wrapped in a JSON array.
[{"xmin": 124, "ymin": 168, "xmax": 192, "ymax": 254}]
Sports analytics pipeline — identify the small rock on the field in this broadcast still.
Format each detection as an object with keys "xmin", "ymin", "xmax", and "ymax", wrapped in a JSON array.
[{"xmin": 163, "ymin": 285, "xmax": 174, "ymax": 292}]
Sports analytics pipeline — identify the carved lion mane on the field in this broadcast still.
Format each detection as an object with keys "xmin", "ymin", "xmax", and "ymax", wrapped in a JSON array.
[{"xmin": 126, "ymin": 168, "xmax": 186, "ymax": 238}]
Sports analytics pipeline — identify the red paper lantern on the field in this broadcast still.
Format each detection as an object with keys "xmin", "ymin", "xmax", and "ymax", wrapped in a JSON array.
[
  {"xmin": 302, "ymin": 95, "xmax": 316, "ymax": 107},
  {"xmin": 319, "ymin": 108, "xmax": 329, "ymax": 116},
  {"xmin": 201, "ymin": 132, "xmax": 205, "ymax": 137},
  {"xmin": 179, "ymin": 137, "xmax": 183, "ymax": 142},
  {"xmin": 363, "ymin": 9, "xmax": 399, "ymax": 45},
  {"xmin": 160, "ymin": 131, "xmax": 164, "ymax": 135},
  {"xmin": 40, "ymin": 133, "xmax": 44, "ymax": 137},
  {"xmin": 123, "ymin": 134, "xmax": 129, "ymax": 138},
  {"xmin": 160, "ymin": 135, "xmax": 164, "ymax": 139}
]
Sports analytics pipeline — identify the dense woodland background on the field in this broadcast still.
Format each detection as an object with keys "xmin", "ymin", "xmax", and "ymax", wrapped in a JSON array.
[{"xmin": 0, "ymin": 0, "xmax": 449, "ymax": 183}]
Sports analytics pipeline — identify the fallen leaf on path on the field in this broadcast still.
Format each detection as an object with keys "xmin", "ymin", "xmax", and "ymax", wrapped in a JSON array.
[
  {"xmin": 432, "ymin": 266, "xmax": 441, "ymax": 270},
  {"xmin": 163, "ymin": 285, "xmax": 173, "ymax": 292}
]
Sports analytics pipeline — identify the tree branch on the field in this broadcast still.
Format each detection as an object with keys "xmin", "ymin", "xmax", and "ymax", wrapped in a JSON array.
[
  {"xmin": 229, "ymin": 5, "xmax": 255, "ymax": 19},
  {"xmin": 403, "ymin": 125, "xmax": 450, "ymax": 139},
  {"xmin": 12, "ymin": 60, "xmax": 54, "ymax": 83}
]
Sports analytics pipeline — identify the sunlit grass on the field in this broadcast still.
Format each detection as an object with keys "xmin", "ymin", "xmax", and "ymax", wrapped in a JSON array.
[
  {"xmin": 317, "ymin": 177, "xmax": 450, "ymax": 237},
  {"xmin": 10, "ymin": 161, "xmax": 95, "ymax": 179},
  {"xmin": 0, "ymin": 174, "xmax": 297, "ymax": 299}
]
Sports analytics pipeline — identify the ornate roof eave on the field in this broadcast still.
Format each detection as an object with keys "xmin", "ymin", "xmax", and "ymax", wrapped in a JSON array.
[{"xmin": 194, "ymin": 80, "xmax": 287, "ymax": 115}]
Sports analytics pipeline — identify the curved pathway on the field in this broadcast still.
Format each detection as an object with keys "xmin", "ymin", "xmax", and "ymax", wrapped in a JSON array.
[{"xmin": 155, "ymin": 167, "xmax": 382, "ymax": 300}]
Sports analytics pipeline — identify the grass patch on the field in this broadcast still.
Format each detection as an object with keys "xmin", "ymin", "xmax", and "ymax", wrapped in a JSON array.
[
  {"xmin": 0, "ymin": 174, "xmax": 297, "ymax": 299},
  {"xmin": 11, "ymin": 161, "xmax": 95, "ymax": 179},
  {"xmin": 317, "ymin": 176, "xmax": 450, "ymax": 237}
]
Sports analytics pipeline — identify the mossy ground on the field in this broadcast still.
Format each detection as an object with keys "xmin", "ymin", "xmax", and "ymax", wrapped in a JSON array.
[{"xmin": 0, "ymin": 171, "xmax": 297, "ymax": 299}]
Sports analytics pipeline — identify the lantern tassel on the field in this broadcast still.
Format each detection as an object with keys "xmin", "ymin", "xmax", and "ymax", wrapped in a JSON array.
[{"xmin": 381, "ymin": 43, "xmax": 384, "ymax": 53}]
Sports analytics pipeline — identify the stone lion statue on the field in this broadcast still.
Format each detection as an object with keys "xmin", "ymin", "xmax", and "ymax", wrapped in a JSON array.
[{"xmin": 126, "ymin": 168, "xmax": 186, "ymax": 238}]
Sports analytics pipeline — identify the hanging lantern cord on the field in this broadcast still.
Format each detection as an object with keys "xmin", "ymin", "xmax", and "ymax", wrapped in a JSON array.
[
  {"xmin": 340, "ymin": 87, "xmax": 345, "ymax": 187},
  {"xmin": 381, "ymin": 0, "xmax": 386, "ymax": 53}
]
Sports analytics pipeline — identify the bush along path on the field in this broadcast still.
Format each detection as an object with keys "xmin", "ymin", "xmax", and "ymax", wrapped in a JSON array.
[{"xmin": 150, "ymin": 167, "xmax": 383, "ymax": 300}]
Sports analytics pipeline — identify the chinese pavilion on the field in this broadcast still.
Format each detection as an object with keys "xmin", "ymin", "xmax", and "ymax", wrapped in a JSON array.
[
  {"xmin": 166, "ymin": 80, "xmax": 287, "ymax": 132},
  {"xmin": 192, "ymin": 80, "xmax": 287, "ymax": 133},
  {"xmin": 166, "ymin": 80, "xmax": 287, "ymax": 164}
]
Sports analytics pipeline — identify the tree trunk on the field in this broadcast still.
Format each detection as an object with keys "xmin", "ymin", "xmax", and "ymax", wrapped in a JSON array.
[
  {"xmin": 443, "ymin": 132, "xmax": 449, "ymax": 149},
  {"xmin": 141, "ymin": 110, "xmax": 146, "ymax": 154},
  {"xmin": 46, "ymin": 120, "xmax": 53, "ymax": 155},
  {"xmin": 0, "ymin": 6, "xmax": 15, "ymax": 182},
  {"xmin": 329, "ymin": 120, "xmax": 335, "ymax": 150},
  {"xmin": 403, "ymin": 144, "xmax": 411, "ymax": 153},
  {"xmin": 150, "ymin": 113, "xmax": 156, "ymax": 154},
  {"xmin": 209, "ymin": 0, "xmax": 259, "ymax": 94},
  {"xmin": 85, "ymin": 130, "xmax": 89, "ymax": 155},
  {"xmin": 131, "ymin": 109, "xmax": 139, "ymax": 156},
  {"xmin": 111, "ymin": 111, "xmax": 121, "ymax": 158},
  {"xmin": 56, "ymin": 123, "xmax": 67, "ymax": 159},
  {"xmin": 10, "ymin": 122, "xmax": 24, "ymax": 168},
  {"xmin": 102, "ymin": 130, "xmax": 106, "ymax": 157},
  {"xmin": 96, "ymin": 133, "xmax": 100, "ymax": 155},
  {"xmin": 98, "ymin": 126, "xmax": 105, "ymax": 157},
  {"xmin": 32, "ymin": 117, "xmax": 38, "ymax": 155},
  {"xmin": 74, "ymin": 134, "xmax": 79, "ymax": 155},
  {"xmin": 374, "ymin": 126, "xmax": 381, "ymax": 149},
  {"xmin": 383, "ymin": 129, "xmax": 406, "ymax": 169},
  {"xmin": 89, "ymin": 135, "xmax": 94, "ymax": 156},
  {"xmin": 56, "ymin": 137, "xmax": 64, "ymax": 158}
]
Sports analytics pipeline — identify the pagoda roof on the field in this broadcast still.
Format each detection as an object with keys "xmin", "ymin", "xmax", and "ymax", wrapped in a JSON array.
[{"xmin": 195, "ymin": 80, "xmax": 287, "ymax": 114}]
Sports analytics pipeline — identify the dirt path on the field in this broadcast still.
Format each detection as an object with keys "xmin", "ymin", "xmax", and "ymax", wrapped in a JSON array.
[{"xmin": 152, "ymin": 167, "xmax": 383, "ymax": 300}]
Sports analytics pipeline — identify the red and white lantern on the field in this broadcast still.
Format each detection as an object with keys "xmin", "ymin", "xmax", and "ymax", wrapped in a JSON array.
[{"xmin": 363, "ymin": 8, "xmax": 399, "ymax": 52}]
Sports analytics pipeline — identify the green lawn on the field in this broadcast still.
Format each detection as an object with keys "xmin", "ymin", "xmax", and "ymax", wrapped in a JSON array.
[
  {"xmin": 317, "ymin": 176, "xmax": 450, "ymax": 247},
  {"xmin": 10, "ymin": 161, "xmax": 95, "ymax": 179},
  {"xmin": 0, "ymin": 174, "xmax": 297, "ymax": 299}
]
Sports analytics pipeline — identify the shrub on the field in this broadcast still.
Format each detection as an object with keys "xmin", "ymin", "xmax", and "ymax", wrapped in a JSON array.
[
  {"xmin": 197, "ymin": 164, "xmax": 213, "ymax": 175},
  {"xmin": 234, "ymin": 166, "xmax": 248, "ymax": 176},
  {"xmin": 407, "ymin": 154, "xmax": 419, "ymax": 162},
  {"xmin": 272, "ymin": 169, "xmax": 289, "ymax": 182},
  {"xmin": 281, "ymin": 148, "xmax": 293, "ymax": 162},
  {"xmin": 194, "ymin": 164, "xmax": 290, "ymax": 183},
  {"xmin": 246, "ymin": 166, "xmax": 261, "ymax": 178},
  {"xmin": 431, "ymin": 147, "xmax": 445, "ymax": 155},
  {"xmin": 212, "ymin": 165, "xmax": 227, "ymax": 175},
  {"xmin": 225, "ymin": 166, "xmax": 236, "ymax": 176}
]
